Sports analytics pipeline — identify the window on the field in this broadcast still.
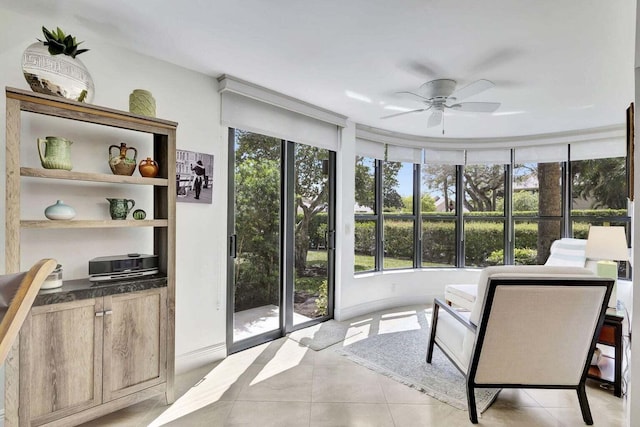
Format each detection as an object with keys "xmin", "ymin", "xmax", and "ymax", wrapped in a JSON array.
[
  {"xmin": 571, "ymin": 156, "xmax": 630, "ymax": 276},
  {"xmin": 354, "ymin": 156, "xmax": 378, "ymax": 272},
  {"xmin": 353, "ymin": 140, "xmax": 630, "ymax": 278},
  {"xmin": 421, "ymin": 163, "xmax": 457, "ymax": 267},
  {"xmin": 512, "ymin": 161, "xmax": 563, "ymax": 265},
  {"xmin": 463, "ymin": 162, "xmax": 506, "ymax": 267},
  {"xmin": 382, "ymin": 161, "xmax": 416, "ymax": 270}
]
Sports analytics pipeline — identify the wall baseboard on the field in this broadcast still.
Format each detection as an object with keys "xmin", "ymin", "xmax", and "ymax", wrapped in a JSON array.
[
  {"xmin": 335, "ymin": 294, "xmax": 439, "ymax": 321},
  {"xmin": 175, "ymin": 342, "xmax": 226, "ymax": 375}
]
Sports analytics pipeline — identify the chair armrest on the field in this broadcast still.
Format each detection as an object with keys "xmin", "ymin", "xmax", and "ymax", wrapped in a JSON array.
[{"xmin": 434, "ymin": 297, "xmax": 477, "ymax": 333}]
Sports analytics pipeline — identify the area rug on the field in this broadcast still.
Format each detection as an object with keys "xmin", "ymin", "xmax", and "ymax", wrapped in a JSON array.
[
  {"xmin": 337, "ymin": 328, "xmax": 500, "ymax": 413},
  {"xmin": 287, "ymin": 320, "xmax": 362, "ymax": 351}
]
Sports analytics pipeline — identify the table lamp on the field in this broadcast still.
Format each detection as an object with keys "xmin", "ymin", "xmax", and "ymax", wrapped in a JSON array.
[{"xmin": 585, "ymin": 226, "xmax": 629, "ymax": 308}]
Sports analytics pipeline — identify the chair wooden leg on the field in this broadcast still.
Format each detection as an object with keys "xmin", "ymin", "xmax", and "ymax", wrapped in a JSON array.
[
  {"xmin": 577, "ymin": 383, "xmax": 593, "ymax": 425},
  {"xmin": 426, "ymin": 303, "xmax": 439, "ymax": 363},
  {"xmin": 467, "ymin": 382, "xmax": 478, "ymax": 423}
]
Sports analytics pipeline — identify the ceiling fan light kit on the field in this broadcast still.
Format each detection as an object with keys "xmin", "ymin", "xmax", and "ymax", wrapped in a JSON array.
[{"xmin": 383, "ymin": 78, "xmax": 501, "ymax": 133}]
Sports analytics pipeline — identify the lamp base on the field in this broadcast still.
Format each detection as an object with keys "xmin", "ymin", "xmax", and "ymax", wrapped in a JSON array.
[{"xmin": 596, "ymin": 260, "xmax": 618, "ymax": 308}]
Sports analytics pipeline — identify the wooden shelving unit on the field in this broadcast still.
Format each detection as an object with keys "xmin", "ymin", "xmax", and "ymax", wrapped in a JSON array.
[{"xmin": 4, "ymin": 87, "xmax": 177, "ymax": 426}]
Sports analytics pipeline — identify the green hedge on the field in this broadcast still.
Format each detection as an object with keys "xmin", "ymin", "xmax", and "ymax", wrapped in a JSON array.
[{"xmin": 353, "ymin": 216, "xmax": 625, "ymax": 265}]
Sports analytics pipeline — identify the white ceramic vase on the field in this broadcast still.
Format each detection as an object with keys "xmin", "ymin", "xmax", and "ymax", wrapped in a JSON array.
[
  {"xmin": 22, "ymin": 42, "xmax": 95, "ymax": 103},
  {"xmin": 44, "ymin": 200, "xmax": 76, "ymax": 220}
]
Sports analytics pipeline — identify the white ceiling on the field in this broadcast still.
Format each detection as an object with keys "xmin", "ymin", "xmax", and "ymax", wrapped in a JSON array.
[{"xmin": 4, "ymin": 0, "xmax": 637, "ymax": 139}]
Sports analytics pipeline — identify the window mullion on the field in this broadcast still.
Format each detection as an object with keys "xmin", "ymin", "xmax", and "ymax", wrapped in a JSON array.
[{"xmin": 375, "ymin": 159, "xmax": 384, "ymax": 271}]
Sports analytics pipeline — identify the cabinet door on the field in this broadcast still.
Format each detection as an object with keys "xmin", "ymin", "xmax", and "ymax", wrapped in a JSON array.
[
  {"xmin": 102, "ymin": 287, "xmax": 167, "ymax": 401},
  {"xmin": 21, "ymin": 298, "xmax": 103, "ymax": 425}
]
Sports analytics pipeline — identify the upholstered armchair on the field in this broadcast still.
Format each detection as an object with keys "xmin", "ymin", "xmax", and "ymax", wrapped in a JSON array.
[
  {"xmin": 426, "ymin": 265, "xmax": 613, "ymax": 424},
  {"xmin": 0, "ymin": 259, "xmax": 57, "ymax": 365}
]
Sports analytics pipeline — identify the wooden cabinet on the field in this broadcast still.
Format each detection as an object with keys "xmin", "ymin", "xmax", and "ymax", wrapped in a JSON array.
[
  {"xmin": 4, "ymin": 87, "xmax": 176, "ymax": 426},
  {"xmin": 18, "ymin": 288, "xmax": 167, "ymax": 426},
  {"xmin": 103, "ymin": 288, "xmax": 167, "ymax": 401},
  {"xmin": 22, "ymin": 298, "xmax": 103, "ymax": 424}
]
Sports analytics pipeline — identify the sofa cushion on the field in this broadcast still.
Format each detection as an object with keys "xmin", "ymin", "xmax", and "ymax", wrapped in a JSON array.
[{"xmin": 544, "ymin": 238, "xmax": 587, "ymax": 267}]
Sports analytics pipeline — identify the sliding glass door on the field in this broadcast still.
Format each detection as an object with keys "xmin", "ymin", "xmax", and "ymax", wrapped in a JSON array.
[{"xmin": 227, "ymin": 129, "xmax": 335, "ymax": 353}]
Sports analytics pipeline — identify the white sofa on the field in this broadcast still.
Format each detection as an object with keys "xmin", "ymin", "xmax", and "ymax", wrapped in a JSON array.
[{"xmin": 444, "ymin": 238, "xmax": 594, "ymax": 311}]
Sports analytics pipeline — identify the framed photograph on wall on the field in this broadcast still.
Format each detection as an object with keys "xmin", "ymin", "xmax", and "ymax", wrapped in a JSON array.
[
  {"xmin": 627, "ymin": 102, "xmax": 634, "ymax": 201},
  {"xmin": 176, "ymin": 150, "xmax": 214, "ymax": 203}
]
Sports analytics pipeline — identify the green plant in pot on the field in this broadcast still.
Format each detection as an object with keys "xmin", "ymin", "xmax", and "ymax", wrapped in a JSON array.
[{"xmin": 22, "ymin": 26, "xmax": 95, "ymax": 102}]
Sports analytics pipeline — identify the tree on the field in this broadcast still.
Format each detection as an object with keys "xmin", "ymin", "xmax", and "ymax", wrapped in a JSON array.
[
  {"xmin": 422, "ymin": 164, "xmax": 456, "ymax": 209},
  {"xmin": 235, "ymin": 131, "xmax": 330, "ymax": 275},
  {"xmin": 382, "ymin": 161, "xmax": 404, "ymax": 211},
  {"xmin": 421, "ymin": 194, "xmax": 437, "ymax": 212},
  {"xmin": 234, "ymin": 154, "xmax": 281, "ymax": 309},
  {"xmin": 572, "ymin": 158, "xmax": 627, "ymax": 209},
  {"xmin": 355, "ymin": 156, "xmax": 375, "ymax": 209},
  {"xmin": 355, "ymin": 156, "xmax": 403, "ymax": 212},
  {"xmin": 537, "ymin": 162, "xmax": 562, "ymax": 263},
  {"xmin": 463, "ymin": 164, "xmax": 504, "ymax": 212},
  {"xmin": 496, "ymin": 191, "xmax": 539, "ymax": 212},
  {"xmin": 293, "ymin": 144, "xmax": 328, "ymax": 274}
]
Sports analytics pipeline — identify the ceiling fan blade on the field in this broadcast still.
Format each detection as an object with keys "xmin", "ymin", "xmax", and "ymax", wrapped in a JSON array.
[
  {"xmin": 450, "ymin": 79, "xmax": 495, "ymax": 101},
  {"xmin": 395, "ymin": 91, "xmax": 429, "ymax": 102},
  {"xmin": 427, "ymin": 110, "xmax": 443, "ymax": 127},
  {"xmin": 381, "ymin": 108, "xmax": 428, "ymax": 119},
  {"xmin": 449, "ymin": 102, "xmax": 501, "ymax": 112}
]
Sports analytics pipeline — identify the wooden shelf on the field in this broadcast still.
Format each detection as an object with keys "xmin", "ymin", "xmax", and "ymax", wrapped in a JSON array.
[
  {"xmin": 21, "ymin": 167, "xmax": 169, "ymax": 186},
  {"xmin": 588, "ymin": 355, "xmax": 615, "ymax": 384},
  {"xmin": 6, "ymin": 87, "xmax": 177, "ymax": 134},
  {"xmin": 21, "ymin": 219, "xmax": 168, "ymax": 229}
]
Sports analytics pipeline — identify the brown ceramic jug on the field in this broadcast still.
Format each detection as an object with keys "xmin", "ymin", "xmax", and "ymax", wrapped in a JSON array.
[
  {"xmin": 108, "ymin": 142, "xmax": 137, "ymax": 176},
  {"xmin": 138, "ymin": 157, "xmax": 159, "ymax": 178}
]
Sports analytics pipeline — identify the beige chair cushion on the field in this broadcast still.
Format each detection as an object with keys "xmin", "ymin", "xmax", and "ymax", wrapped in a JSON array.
[
  {"xmin": 474, "ymin": 281, "xmax": 606, "ymax": 384},
  {"xmin": 469, "ymin": 265, "xmax": 594, "ymax": 326}
]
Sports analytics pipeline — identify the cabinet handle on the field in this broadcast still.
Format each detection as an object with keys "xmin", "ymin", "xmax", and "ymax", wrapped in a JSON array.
[{"xmin": 95, "ymin": 310, "xmax": 113, "ymax": 317}]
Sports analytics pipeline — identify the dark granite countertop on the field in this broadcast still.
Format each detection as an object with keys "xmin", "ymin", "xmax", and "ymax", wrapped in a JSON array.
[{"xmin": 35, "ymin": 275, "xmax": 168, "ymax": 306}]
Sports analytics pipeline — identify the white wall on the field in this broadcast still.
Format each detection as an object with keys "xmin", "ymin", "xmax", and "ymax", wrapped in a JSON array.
[{"xmin": 0, "ymin": 8, "xmax": 227, "ymax": 383}]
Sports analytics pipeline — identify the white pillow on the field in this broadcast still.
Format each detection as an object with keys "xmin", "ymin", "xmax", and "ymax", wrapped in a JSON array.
[{"xmin": 545, "ymin": 238, "xmax": 587, "ymax": 267}]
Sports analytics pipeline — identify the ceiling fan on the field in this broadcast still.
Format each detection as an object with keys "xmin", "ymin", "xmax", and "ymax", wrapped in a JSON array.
[{"xmin": 382, "ymin": 79, "xmax": 501, "ymax": 131}]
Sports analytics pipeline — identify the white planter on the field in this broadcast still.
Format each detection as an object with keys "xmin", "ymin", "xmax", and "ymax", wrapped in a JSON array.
[{"xmin": 22, "ymin": 41, "xmax": 95, "ymax": 103}]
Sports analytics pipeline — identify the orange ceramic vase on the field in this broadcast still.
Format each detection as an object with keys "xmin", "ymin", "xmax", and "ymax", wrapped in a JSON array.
[{"xmin": 138, "ymin": 157, "xmax": 159, "ymax": 178}]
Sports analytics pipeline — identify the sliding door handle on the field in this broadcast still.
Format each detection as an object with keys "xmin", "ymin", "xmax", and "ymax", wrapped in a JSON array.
[{"xmin": 229, "ymin": 234, "xmax": 237, "ymax": 258}]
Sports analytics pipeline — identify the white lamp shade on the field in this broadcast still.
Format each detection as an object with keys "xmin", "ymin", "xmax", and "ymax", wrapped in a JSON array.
[{"xmin": 585, "ymin": 226, "xmax": 629, "ymax": 261}]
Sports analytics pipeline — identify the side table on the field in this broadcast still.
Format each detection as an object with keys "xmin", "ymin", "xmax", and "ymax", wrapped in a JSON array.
[{"xmin": 587, "ymin": 308, "xmax": 624, "ymax": 397}]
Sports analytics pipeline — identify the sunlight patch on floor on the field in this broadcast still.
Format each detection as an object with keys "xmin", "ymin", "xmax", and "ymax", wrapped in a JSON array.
[{"xmin": 147, "ymin": 344, "xmax": 265, "ymax": 426}]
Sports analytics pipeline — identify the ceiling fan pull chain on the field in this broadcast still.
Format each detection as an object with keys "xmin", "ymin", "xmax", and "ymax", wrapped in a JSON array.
[{"xmin": 442, "ymin": 113, "xmax": 445, "ymax": 135}]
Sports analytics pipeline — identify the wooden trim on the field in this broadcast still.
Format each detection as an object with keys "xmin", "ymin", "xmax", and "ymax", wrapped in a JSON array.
[{"xmin": 5, "ymin": 97, "xmax": 21, "ymax": 274}]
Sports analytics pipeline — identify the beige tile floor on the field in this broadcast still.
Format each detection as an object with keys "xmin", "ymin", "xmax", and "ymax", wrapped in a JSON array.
[{"xmin": 81, "ymin": 305, "xmax": 629, "ymax": 426}]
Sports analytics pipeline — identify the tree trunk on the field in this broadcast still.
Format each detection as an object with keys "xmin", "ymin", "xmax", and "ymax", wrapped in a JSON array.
[
  {"xmin": 537, "ymin": 163, "xmax": 562, "ymax": 263},
  {"xmin": 295, "ymin": 215, "xmax": 310, "ymax": 274}
]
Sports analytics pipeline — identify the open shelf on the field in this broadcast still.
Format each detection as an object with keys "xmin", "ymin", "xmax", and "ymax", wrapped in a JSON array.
[
  {"xmin": 21, "ymin": 219, "xmax": 168, "ymax": 229},
  {"xmin": 21, "ymin": 167, "xmax": 169, "ymax": 186}
]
